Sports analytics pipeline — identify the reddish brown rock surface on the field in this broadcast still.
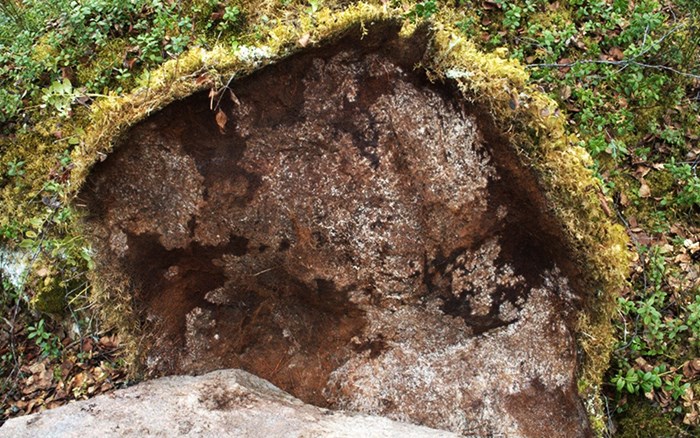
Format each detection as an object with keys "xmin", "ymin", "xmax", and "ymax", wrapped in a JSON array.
[{"xmin": 81, "ymin": 27, "xmax": 591, "ymax": 436}]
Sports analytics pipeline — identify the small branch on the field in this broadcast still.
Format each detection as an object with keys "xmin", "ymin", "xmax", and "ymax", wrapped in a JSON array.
[
  {"xmin": 526, "ymin": 59, "xmax": 700, "ymax": 80},
  {"xmin": 526, "ymin": 23, "xmax": 700, "ymax": 80}
]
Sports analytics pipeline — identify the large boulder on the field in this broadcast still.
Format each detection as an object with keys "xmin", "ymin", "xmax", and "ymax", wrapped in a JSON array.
[
  {"xmin": 78, "ymin": 23, "xmax": 592, "ymax": 437},
  {"xmin": 0, "ymin": 369, "xmax": 455, "ymax": 437}
]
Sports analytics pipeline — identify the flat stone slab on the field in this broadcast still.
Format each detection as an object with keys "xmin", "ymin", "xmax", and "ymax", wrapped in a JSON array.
[{"xmin": 0, "ymin": 369, "xmax": 456, "ymax": 437}]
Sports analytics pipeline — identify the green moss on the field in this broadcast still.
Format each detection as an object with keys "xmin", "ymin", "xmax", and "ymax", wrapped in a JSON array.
[
  {"xmin": 616, "ymin": 398, "xmax": 687, "ymax": 438},
  {"xmin": 76, "ymin": 38, "xmax": 130, "ymax": 91},
  {"xmin": 31, "ymin": 32, "xmax": 60, "ymax": 72},
  {"xmin": 646, "ymin": 169, "xmax": 676, "ymax": 198},
  {"xmin": 529, "ymin": 8, "xmax": 573, "ymax": 29}
]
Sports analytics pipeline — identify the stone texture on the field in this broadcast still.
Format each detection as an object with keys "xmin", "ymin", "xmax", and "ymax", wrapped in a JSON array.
[
  {"xmin": 0, "ymin": 369, "xmax": 456, "ymax": 437},
  {"xmin": 80, "ymin": 27, "xmax": 591, "ymax": 436}
]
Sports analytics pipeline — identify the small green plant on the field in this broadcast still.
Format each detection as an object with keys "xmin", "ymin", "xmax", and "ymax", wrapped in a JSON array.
[
  {"xmin": 5, "ymin": 159, "xmax": 24, "ymax": 177},
  {"xmin": 27, "ymin": 319, "xmax": 61, "ymax": 358},
  {"xmin": 306, "ymin": 0, "xmax": 322, "ymax": 15},
  {"xmin": 664, "ymin": 158, "xmax": 700, "ymax": 210},
  {"xmin": 40, "ymin": 78, "xmax": 79, "ymax": 118},
  {"xmin": 409, "ymin": 0, "xmax": 438, "ymax": 22}
]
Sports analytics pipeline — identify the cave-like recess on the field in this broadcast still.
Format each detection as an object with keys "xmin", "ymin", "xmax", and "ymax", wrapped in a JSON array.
[{"xmin": 81, "ymin": 24, "xmax": 592, "ymax": 437}]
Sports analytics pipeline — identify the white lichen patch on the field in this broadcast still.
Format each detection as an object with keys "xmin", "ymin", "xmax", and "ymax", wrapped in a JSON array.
[
  {"xmin": 327, "ymin": 267, "xmax": 580, "ymax": 437},
  {"xmin": 0, "ymin": 247, "xmax": 29, "ymax": 290}
]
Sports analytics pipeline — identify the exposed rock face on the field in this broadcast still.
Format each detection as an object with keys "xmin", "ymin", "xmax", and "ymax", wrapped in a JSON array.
[
  {"xmin": 0, "ymin": 369, "xmax": 455, "ymax": 437},
  {"xmin": 81, "ymin": 27, "xmax": 591, "ymax": 436}
]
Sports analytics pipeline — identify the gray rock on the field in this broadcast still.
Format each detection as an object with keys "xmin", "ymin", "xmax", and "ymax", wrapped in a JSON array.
[{"xmin": 0, "ymin": 369, "xmax": 456, "ymax": 438}]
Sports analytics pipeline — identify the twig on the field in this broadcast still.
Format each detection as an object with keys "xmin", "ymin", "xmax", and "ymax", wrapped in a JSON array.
[
  {"xmin": 527, "ymin": 59, "xmax": 700, "ymax": 80},
  {"xmin": 526, "ymin": 23, "xmax": 700, "ymax": 80}
]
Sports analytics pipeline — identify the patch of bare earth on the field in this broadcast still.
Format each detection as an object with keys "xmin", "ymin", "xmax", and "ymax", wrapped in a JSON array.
[{"xmin": 81, "ymin": 26, "xmax": 591, "ymax": 436}]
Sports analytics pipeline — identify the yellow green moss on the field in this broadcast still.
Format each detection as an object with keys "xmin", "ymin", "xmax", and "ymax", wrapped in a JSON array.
[
  {"xmin": 616, "ymin": 398, "xmax": 687, "ymax": 438},
  {"xmin": 76, "ymin": 38, "xmax": 130, "ymax": 90},
  {"xmin": 31, "ymin": 32, "xmax": 60, "ymax": 72}
]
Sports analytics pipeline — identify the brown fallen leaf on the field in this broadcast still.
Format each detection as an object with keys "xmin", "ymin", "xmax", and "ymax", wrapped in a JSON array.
[
  {"xmin": 683, "ymin": 358, "xmax": 700, "ymax": 379},
  {"xmin": 635, "ymin": 165, "xmax": 651, "ymax": 178},
  {"xmin": 98, "ymin": 335, "xmax": 120, "ymax": 350},
  {"xmin": 609, "ymin": 47, "xmax": 625, "ymax": 61},
  {"xmin": 557, "ymin": 58, "xmax": 572, "ymax": 73},
  {"xmin": 215, "ymin": 109, "xmax": 228, "ymax": 132},
  {"xmin": 596, "ymin": 190, "xmax": 612, "ymax": 217},
  {"xmin": 638, "ymin": 179, "xmax": 651, "ymax": 198},
  {"xmin": 22, "ymin": 360, "xmax": 53, "ymax": 394},
  {"xmin": 559, "ymin": 85, "xmax": 572, "ymax": 101},
  {"xmin": 619, "ymin": 192, "xmax": 629, "ymax": 207},
  {"xmin": 635, "ymin": 357, "xmax": 653, "ymax": 372},
  {"xmin": 195, "ymin": 74, "xmax": 210, "ymax": 86},
  {"xmin": 82, "ymin": 338, "xmax": 94, "ymax": 352}
]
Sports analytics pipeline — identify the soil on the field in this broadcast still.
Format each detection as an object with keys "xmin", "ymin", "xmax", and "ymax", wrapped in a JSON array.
[{"xmin": 80, "ymin": 23, "xmax": 592, "ymax": 437}]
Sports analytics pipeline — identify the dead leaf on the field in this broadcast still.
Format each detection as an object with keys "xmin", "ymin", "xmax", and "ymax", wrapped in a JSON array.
[
  {"xmin": 35, "ymin": 268, "xmax": 49, "ymax": 277},
  {"xmin": 82, "ymin": 338, "xmax": 94, "ymax": 352},
  {"xmin": 195, "ymin": 74, "xmax": 210, "ymax": 85},
  {"xmin": 675, "ymin": 253, "xmax": 692, "ymax": 264},
  {"xmin": 658, "ymin": 389, "xmax": 672, "ymax": 407},
  {"xmin": 557, "ymin": 58, "xmax": 572, "ymax": 73},
  {"xmin": 215, "ymin": 109, "xmax": 227, "ymax": 132},
  {"xmin": 619, "ymin": 192, "xmax": 629, "ymax": 207},
  {"xmin": 572, "ymin": 37, "xmax": 587, "ymax": 51},
  {"xmin": 22, "ymin": 361, "xmax": 53, "ymax": 394},
  {"xmin": 659, "ymin": 243, "xmax": 674, "ymax": 254},
  {"xmin": 72, "ymin": 372, "xmax": 87, "ymax": 388},
  {"xmin": 638, "ymin": 179, "xmax": 651, "ymax": 198},
  {"xmin": 228, "ymin": 89, "xmax": 240, "ymax": 106},
  {"xmin": 123, "ymin": 58, "xmax": 137, "ymax": 70},
  {"xmin": 298, "ymin": 33, "xmax": 311, "ymax": 48},
  {"xmin": 596, "ymin": 190, "xmax": 612, "ymax": 217},
  {"xmin": 683, "ymin": 359, "xmax": 700, "ymax": 379},
  {"xmin": 559, "ymin": 85, "xmax": 572, "ymax": 100},
  {"xmin": 635, "ymin": 165, "xmax": 651, "ymax": 178},
  {"xmin": 669, "ymin": 224, "xmax": 685, "ymax": 236},
  {"xmin": 98, "ymin": 335, "xmax": 119, "ymax": 350},
  {"xmin": 609, "ymin": 47, "xmax": 625, "ymax": 60}
]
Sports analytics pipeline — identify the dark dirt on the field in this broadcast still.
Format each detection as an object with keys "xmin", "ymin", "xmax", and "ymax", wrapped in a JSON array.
[{"xmin": 81, "ymin": 24, "xmax": 591, "ymax": 437}]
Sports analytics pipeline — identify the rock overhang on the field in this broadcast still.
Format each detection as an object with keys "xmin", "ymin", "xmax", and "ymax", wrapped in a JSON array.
[{"xmin": 71, "ymin": 8, "xmax": 630, "ymax": 437}]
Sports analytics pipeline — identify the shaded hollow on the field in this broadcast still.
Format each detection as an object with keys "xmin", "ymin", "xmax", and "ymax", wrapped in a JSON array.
[{"xmin": 81, "ymin": 23, "xmax": 592, "ymax": 437}]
